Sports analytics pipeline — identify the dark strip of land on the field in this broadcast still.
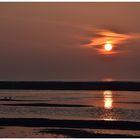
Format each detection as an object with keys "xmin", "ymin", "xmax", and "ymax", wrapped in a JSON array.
[
  {"xmin": 2, "ymin": 103, "xmax": 92, "ymax": 107},
  {"xmin": 0, "ymin": 118, "xmax": 139, "ymax": 130},
  {"xmin": 0, "ymin": 81, "xmax": 140, "ymax": 91},
  {"xmin": 114, "ymin": 101, "xmax": 140, "ymax": 104},
  {"xmin": 0, "ymin": 99, "xmax": 46, "ymax": 102}
]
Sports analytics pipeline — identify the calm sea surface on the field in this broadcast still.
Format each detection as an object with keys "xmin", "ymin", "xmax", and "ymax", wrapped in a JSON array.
[{"xmin": 0, "ymin": 90, "xmax": 139, "ymax": 122}]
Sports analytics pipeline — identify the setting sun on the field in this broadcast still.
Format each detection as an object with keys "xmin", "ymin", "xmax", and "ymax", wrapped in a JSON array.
[{"xmin": 104, "ymin": 43, "xmax": 113, "ymax": 52}]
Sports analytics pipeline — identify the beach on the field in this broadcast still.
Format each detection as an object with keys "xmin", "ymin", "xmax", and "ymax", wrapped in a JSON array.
[{"xmin": 0, "ymin": 89, "xmax": 139, "ymax": 137}]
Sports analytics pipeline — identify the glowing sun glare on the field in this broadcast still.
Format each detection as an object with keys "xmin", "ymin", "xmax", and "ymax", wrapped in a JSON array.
[
  {"xmin": 104, "ymin": 91, "xmax": 113, "ymax": 109},
  {"xmin": 104, "ymin": 43, "xmax": 113, "ymax": 52}
]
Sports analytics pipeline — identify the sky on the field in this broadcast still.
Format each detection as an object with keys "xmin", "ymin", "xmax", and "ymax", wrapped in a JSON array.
[{"xmin": 0, "ymin": 2, "xmax": 140, "ymax": 81}]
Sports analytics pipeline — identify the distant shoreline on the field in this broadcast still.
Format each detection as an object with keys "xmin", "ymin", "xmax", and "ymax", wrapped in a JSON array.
[{"xmin": 0, "ymin": 81, "xmax": 140, "ymax": 91}]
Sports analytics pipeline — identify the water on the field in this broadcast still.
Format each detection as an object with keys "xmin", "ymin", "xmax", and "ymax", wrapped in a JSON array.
[{"xmin": 0, "ymin": 90, "xmax": 140, "ymax": 122}]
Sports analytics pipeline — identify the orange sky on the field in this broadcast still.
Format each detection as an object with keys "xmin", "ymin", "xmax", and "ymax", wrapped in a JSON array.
[{"xmin": 0, "ymin": 2, "xmax": 140, "ymax": 81}]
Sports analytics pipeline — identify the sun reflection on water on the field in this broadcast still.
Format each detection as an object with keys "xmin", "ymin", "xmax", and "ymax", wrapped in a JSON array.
[
  {"xmin": 104, "ymin": 90, "xmax": 113, "ymax": 110},
  {"xmin": 102, "ymin": 90, "xmax": 115, "ymax": 121}
]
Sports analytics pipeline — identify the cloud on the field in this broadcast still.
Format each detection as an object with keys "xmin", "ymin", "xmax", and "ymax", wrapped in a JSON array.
[
  {"xmin": 82, "ymin": 27, "xmax": 140, "ymax": 55},
  {"xmin": 44, "ymin": 20, "xmax": 140, "ymax": 55}
]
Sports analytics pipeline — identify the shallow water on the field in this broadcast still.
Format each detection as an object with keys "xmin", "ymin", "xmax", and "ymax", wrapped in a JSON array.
[{"xmin": 0, "ymin": 90, "xmax": 139, "ymax": 122}]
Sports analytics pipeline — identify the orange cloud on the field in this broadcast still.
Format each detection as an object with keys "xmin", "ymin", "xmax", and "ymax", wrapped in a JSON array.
[{"xmin": 82, "ymin": 27, "xmax": 140, "ymax": 55}]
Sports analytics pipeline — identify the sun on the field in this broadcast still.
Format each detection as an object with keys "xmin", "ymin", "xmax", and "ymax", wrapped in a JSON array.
[{"xmin": 104, "ymin": 43, "xmax": 113, "ymax": 52}]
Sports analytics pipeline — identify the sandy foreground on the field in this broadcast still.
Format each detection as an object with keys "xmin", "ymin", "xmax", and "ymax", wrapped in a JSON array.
[
  {"xmin": 0, "ymin": 126, "xmax": 140, "ymax": 138},
  {"xmin": 0, "ymin": 118, "xmax": 139, "ymax": 138}
]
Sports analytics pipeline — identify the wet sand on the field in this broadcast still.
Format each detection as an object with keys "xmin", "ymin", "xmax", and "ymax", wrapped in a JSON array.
[
  {"xmin": 39, "ymin": 128, "xmax": 140, "ymax": 138},
  {"xmin": 0, "ymin": 127, "xmax": 139, "ymax": 138},
  {"xmin": 0, "ymin": 118, "xmax": 139, "ymax": 130},
  {"xmin": 0, "ymin": 118, "xmax": 139, "ymax": 138},
  {"xmin": 0, "ymin": 87, "xmax": 139, "ymax": 137}
]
